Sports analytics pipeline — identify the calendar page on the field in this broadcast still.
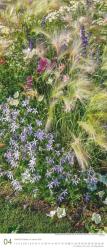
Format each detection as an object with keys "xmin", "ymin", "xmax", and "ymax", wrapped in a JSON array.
[
  {"xmin": 0, "ymin": 233, "xmax": 107, "ymax": 250},
  {"xmin": 0, "ymin": 0, "xmax": 107, "ymax": 249}
]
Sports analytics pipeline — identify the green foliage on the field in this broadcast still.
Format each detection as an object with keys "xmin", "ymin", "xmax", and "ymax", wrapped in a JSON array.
[{"xmin": 0, "ymin": 0, "xmax": 107, "ymax": 232}]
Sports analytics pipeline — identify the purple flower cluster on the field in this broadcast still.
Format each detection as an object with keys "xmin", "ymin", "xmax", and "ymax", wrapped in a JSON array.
[
  {"xmin": 84, "ymin": 167, "xmax": 98, "ymax": 191},
  {"xmin": 37, "ymin": 57, "xmax": 50, "ymax": 73},
  {"xmin": 58, "ymin": 189, "xmax": 68, "ymax": 203},
  {"xmin": 0, "ymin": 97, "xmax": 87, "ymax": 202},
  {"xmin": 48, "ymin": 178, "xmax": 60, "ymax": 189},
  {"xmin": 83, "ymin": 193, "xmax": 91, "ymax": 203},
  {"xmin": 80, "ymin": 25, "xmax": 88, "ymax": 56},
  {"xmin": 35, "ymin": 129, "xmax": 45, "ymax": 141}
]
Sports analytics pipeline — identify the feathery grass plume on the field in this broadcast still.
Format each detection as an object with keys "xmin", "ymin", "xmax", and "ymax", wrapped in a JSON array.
[
  {"xmin": 79, "ymin": 90, "xmax": 107, "ymax": 150},
  {"xmin": 50, "ymin": 30, "xmax": 71, "ymax": 56},
  {"xmin": 3, "ymin": 0, "xmax": 63, "ymax": 20},
  {"xmin": 45, "ymin": 80, "xmax": 67, "ymax": 132},
  {"xmin": 32, "ymin": 0, "xmax": 63, "ymax": 16},
  {"xmin": 71, "ymin": 136, "xmax": 89, "ymax": 170},
  {"xmin": 67, "ymin": 76, "xmax": 93, "ymax": 105},
  {"xmin": 0, "ymin": 0, "xmax": 64, "ymax": 49},
  {"xmin": 79, "ymin": 121, "xmax": 97, "ymax": 140}
]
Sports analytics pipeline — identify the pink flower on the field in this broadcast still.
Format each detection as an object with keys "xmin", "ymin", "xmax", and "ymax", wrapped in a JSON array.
[
  {"xmin": 37, "ymin": 57, "xmax": 50, "ymax": 73},
  {"xmin": 63, "ymin": 75, "xmax": 69, "ymax": 83}
]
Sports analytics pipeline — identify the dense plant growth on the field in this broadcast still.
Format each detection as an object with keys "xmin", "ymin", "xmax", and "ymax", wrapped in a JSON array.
[{"xmin": 0, "ymin": 0, "xmax": 107, "ymax": 232}]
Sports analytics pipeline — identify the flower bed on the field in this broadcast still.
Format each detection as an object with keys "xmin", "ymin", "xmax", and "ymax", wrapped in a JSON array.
[{"xmin": 0, "ymin": 0, "xmax": 107, "ymax": 232}]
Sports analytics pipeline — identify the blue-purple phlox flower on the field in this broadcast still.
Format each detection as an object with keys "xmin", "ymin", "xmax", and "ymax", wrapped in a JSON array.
[
  {"xmin": 58, "ymin": 189, "xmax": 68, "ymax": 203},
  {"xmin": 46, "ymin": 143, "xmax": 53, "ymax": 151},
  {"xmin": 48, "ymin": 178, "xmax": 60, "ymax": 189},
  {"xmin": 36, "ymin": 119, "xmax": 42, "ymax": 127},
  {"xmin": 35, "ymin": 129, "xmax": 45, "ymax": 141},
  {"xmin": 52, "ymin": 165, "xmax": 63, "ymax": 174},
  {"xmin": 83, "ymin": 193, "xmax": 91, "ymax": 203}
]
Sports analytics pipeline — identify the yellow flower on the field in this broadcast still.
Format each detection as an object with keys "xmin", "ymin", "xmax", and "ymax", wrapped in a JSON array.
[{"xmin": 9, "ymin": 99, "xmax": 19, "ymax": 107}]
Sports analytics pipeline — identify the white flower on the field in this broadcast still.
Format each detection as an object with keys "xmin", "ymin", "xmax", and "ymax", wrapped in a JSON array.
[
  {"xmin": 103, "ymin": 197, "xmax": 107, "ymax": 205},
  {"xmin": 57, "ymin": 207, "xmax": 66, "ymax": 219},
  {"xmin": 91, "ymin": 213, "xmax": 101, "ymax": 225},
  {"xmin": 23, "ymin": 48, "xmax": 36, "ymax": 60},
  {"xmin": 46, "ymin": 210, "xmax": 57, "ymax": 218},
  {"xmin": 46, "ymin": 207, "xmax": 66, "ymax": 219},
  {"xmin": 47, "ymin": 78, "xmax": 53, "ymax": 85},
  {"xmin": 9, "ymin": 98, "xmax": 19, "ymax": 107},
  {"xmin": 97, "ymin": 191, "xmax": 105, "ymax": 198},
  {"xmin": 14, "ymin": 91, "xmax": 19, "ymax": 99}
]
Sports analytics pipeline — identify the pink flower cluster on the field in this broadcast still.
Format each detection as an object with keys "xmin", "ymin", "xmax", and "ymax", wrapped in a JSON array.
[{"xmin": 37, "ymin": 57, "xmax": 50, "ymax": 73}]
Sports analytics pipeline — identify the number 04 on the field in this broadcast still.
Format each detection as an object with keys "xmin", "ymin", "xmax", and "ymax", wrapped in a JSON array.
[{"xmin": 4, "ymin": 239, "xmax": 12, "ymax": 245}]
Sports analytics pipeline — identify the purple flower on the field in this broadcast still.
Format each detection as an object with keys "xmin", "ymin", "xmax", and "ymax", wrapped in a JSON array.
[
  {"xmin": 60, "ymin": 157, "xmax": 66, "ymax": 164},
  {"xmin": 72, "ymin": 175, "xmax": 80, "ymax": 185},
  {"xmin": 35, "ymin": 129, "xmax": 45, "ymax": 141},
  {"xmin": 28, "ymin": 156, "xmax": 36, "ymax": 171},
  {"xmin": 2, "ymin": 104, "xmax": 10, "ymax": 115},
  {"xmin": 11, "ymin": 180, "xmax": 22, "ymax": 191},
  {"xmin": 31, "ymin": 139, "xmax": 37, "ymax": 150},
  {"xmin": 10, "ymin": 159, "xmax": 18, "ymax": 168},
  {"xmin": 11, "ymin": 110, "xmax": 19, "ymax": 120},
  {"xmin": 55, "ymin": 150, "xmax": 61, "ymax": 156},
  {"xmin": 21, "ymin": 149, "xmax": 27, "ymax": 160},
  {"xmin": 4, "ymin": 151, "xmax": 13, "ymax": 163},
  {"xmin": 31, "ymin": 174, "xmax": 41, "ymax": 183},
  {"xmin": 37, "ymin": 57, "xmax": 50, "ymax": 73},
  {"xmin": 46, "ymin": 157, "xmax": 54, "ymax": 165},
  {"xmin": 52, "ymin": 165, "xmax": 63, "ymax": 174},
  {"xmin": 80, "ymin": 25, "xmax": 88, "ymax": 56},
  {"xmin": 58, "ymin": 189, "xmax": 68, "ymax": 203},
  {"xmin": 14, "ymin": 150, "xmax": 19, "ymax": 161},
  {"xmin": 10, "ymin": 122, "xmax": 19, "ymax": 133},
  {"xmin": 6, "ymin": 171, "xmax": 14, "ymax": 180},
  {"xmin": 36, "ymin": 119, "xmax": 42, "ymax": 127},
  {"xmin": 9, "ymin": 139, "xmax": 19, "ymax": 149},
  {"xmin": 46, "ymin": 133, "xmax": 54, "ymax": 141},
  {"xmin": 48, "ymin": 179, "xmax": 60, "ymax": 189},
  {"xmin": 26, "ymin": 142, "xmax": 36, "ymax": 157},
  {"xmin": 20, "ymin": 130, "xmax": 27, "ymax": 142},
  {"xmin": 46, "ymin": 170, "xmax": 52, "ymax": 178},
  {"xmin": 26, "ymin": 107, "xmax": 33, "ymax": 113},
  {"xmin": 83, "ymin": 193, "xmax": 91, "ymax": 203},
  {"xmin": 87, "ymin": 176, "xmax": 98, "ymax": 186},
  {"xmin": 58, "ymin": 195, "xmax": 65, "ymax": 203},
  {"xmin": 86, "ymin": 168, "xmax": 98, "ymax": 186},
  {"xmin": 22, "ymin": 99, "xmax": 29, "ymax": 107},
  {"xmin": 46, "ymin": 143, "xmax": 53, "ymax": 151},
  {"xmin": 65, "ymin": 151, "xmax": 74, "ymax": 165},
  {"xmin": 27, "ymin": 125, "xmax": 33, "ymax": 135},
  {"xmin": 29, "ymin": 40, "xmax": 33, "ymax": 50}
]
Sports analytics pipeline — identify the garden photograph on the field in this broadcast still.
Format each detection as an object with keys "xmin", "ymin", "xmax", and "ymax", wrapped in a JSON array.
[{"xmin": 0, "ymin": 0, "xmax": 107, "ymax": 234}]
